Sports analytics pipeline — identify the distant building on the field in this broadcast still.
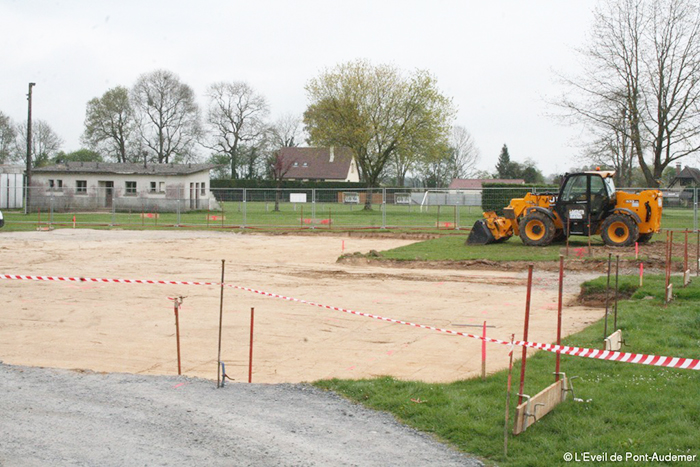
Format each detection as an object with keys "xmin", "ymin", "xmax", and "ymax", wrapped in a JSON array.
[
  {"xmin": 448, "ymin": 178, "xmax": 526, "ymax": 189},
  {"xmin": 0, "ymin": 165, "xmax": 24, "ymax": 209},
  {"xmin": 31, "ymin": 162, "xmax": 219, "ymax": 212},
  {"xmin": 668, "ymin": 164, "xmax": 700, "ymax": 188},
  {"xmin": 280, "ymin": 147, "xmax": 360, "ymax": 182}
]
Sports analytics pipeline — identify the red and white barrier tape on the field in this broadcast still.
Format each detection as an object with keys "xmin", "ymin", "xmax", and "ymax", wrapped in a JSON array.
[{"xmin": 3, "ymin": 273, "xmax": 699, "ymax": 371}]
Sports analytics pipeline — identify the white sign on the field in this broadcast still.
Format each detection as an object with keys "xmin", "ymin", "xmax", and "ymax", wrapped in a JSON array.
[
  {"xmin": 290, "ymin": 193, "xmax": 307, "ymax": 203},
  {"xmin": 395, "ymin": 193, "xmax": 411, "ymax": 205},
  {"xmin": 569, "ymin": 209, "xmax": 585, "ymax": 220},
  {"xmin": 343, "ymin": 192, "xmax": 360, "ymax": 204}
]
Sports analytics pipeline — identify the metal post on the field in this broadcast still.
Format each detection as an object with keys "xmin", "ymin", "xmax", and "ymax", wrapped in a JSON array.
[
  {"xmin": 518, "ymin": 264, "xmax": 534, "ymax": 405},
  {"xmin": 311, "ymin": 189, "xmax": 316, "ymax": 229},
  {"xmin": 25, "ymin": 82, "xmax": 36, "ymax": 212},
  {"xmin": 248, "ymin": 307, "xmax": 255, "ymax": 383},
  {"xmin": 217, "ymin": 260, "xmax": 226, "ymax": 388},
  {"xmin": 604, "ymin": 253, "xmax": 611, "ymax": 343},
  {"xmin": 173, "ymin": 297, "xmax": 183, "ymax": 375},
  {"xmin": 555, "ymin": 255, "xmax": 564, "ymax": 381},
  {"xmin": 614, "ymin": 255, "xmax": 620, "ymax": 330},
  {"xmin": 382, "ymin": 188, "xmax": 386, "ymax": 229},
  {"xmin": 242, "ymin": 188, "xmax": 247, "ymax": 228},
  {"xmin": 694, "ymin": 188, "xmax": 698, "ymax": 233},
  {"xmin": 504, "ymin": 334, "xmax": 515, "ymax": 458},
  {"xmin": 176, "ymin": 187, "xmax": 181, "ymax": 227},
  {"xmin": 481, "ymin": 320, "xmax": 487, "ymax": 381}
]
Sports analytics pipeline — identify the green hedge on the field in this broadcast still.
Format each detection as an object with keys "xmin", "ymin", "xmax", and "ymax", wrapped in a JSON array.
[{"xmin": 481, "ymin": 183, "xmax": 558, "ymax": 215}]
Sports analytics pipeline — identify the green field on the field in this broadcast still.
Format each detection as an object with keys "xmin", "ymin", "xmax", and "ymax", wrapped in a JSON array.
[
  {"xmin": 2, "ymin": 202, "xmax": 697, "ymax": 232},
  {"xmin": 315, "ymin": 274, "xmax": 700, "ymax": 466}
]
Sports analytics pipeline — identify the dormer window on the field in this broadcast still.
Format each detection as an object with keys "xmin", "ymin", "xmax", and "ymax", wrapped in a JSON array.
[
  {"xmin": 302, "ymin": 162, "xmax": 308, "ymax": 167},
  {"xmin": 293, "ymin": 162, "xmax": 299, "ymax": 167}
]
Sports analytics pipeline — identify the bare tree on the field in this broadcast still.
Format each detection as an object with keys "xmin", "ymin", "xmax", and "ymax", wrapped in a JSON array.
[
  {"xmin": 559, "ymin": 0, "xmax": 700, "ymax": 187},
  {"xmin": 205, "ymin": 81, "xmax": 269, "ymax": 179},
  {"xmin": 82, "ymin": 86, "xmax": 137, "ymax": 163},
  {"xmin": 15, "ymin": 120, "xmax": 63, "ymax": 167},
  {"xmin": 0, "ymin": 111, "xmax": 16, "ymax": 164},
  {"xmin": 268, "ymin": 113, "xmax": 303, "ymax": 149},
  {"xmin": 265, "ymin": 114, "xmax": 303, "ymax": 211},
  {"xmin": 132, "ymin": 70, "xmax": 201, "ymax": 164},
  {"xmin": 450, "ymin": 125, "xmax": 481, "ymax": 179}
]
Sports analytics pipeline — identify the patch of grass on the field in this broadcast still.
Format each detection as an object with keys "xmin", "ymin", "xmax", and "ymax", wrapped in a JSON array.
[{"xmin": 314, "ymin": 274, "xmax": 700, "ymax": 466}]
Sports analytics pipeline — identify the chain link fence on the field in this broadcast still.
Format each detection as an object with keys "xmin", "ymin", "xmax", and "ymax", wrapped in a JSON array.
[{"xmin": 3, "ymin": 185, "xmax": 697, "ymax": 231}]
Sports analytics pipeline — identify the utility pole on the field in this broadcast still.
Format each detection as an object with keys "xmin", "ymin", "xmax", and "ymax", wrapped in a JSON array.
[{"xmin": 26, "ymin": 82, "xmax": 36, "ymax": 213}]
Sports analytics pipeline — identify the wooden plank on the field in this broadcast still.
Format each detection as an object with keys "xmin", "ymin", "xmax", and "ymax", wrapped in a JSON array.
[
  {"xmin": 605, "ymin": 330, "xmax": 623, "ymax": 351},
  {"xmin": 513, "ymin": 379, "xmax": 566, "ymax": 435}
]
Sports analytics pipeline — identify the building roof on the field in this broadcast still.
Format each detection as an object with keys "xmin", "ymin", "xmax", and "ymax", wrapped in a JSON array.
[
  {"xmin": 280, "ymin": 147, "xmax": 355, "ymax": 180},
  {"xmin": 448, "ymin": 178, "xmax": 526, "ymax": 189},
  {"xmin": 669, "ymin": 166, "xmax": 700, "ymax": 187},
  {"xmin": 33, "ymin": 162, "xmax": 218, "ymax": 176}
]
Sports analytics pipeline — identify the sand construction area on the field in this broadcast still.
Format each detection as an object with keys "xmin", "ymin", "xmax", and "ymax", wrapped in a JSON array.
[{"xmin": 0, "ymin": 229, "xmax": 604, "ymax": 384}]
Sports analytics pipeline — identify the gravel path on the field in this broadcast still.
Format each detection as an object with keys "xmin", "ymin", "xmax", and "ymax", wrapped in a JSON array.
[{"xmin": 0, "ymin": 363, "xmax": 482, "ymax": 466}]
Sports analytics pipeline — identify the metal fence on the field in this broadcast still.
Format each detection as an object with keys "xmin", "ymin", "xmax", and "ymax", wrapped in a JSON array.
[{"xmin": 4, "ymin": 185, "xmax": 698, "ymax": 231}]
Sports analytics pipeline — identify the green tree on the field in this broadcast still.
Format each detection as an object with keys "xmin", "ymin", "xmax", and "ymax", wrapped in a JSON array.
[
  {"xmin": 52, "ymin": 149, "xmax": 103, "ymax": 164},
  {"xmin": 0, "ymin": 111, "xmax": 16, "ymax": 164},
  {"xmin": 495, "ymin": 145, "xmax": 515, "ymax": 178},
  {"xmin": 304, "ymin": 60, "xmax": 455, "ymax": 209},
  {"xmin": 82, "ymin": 86, "xmax": 136, "ymax": 163}
]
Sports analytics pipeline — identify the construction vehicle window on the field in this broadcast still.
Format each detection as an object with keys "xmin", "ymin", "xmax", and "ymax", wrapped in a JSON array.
[
  {"xmin": 591, "ymin": 176, "xmax": 605, "ymax": 196},
  {"xmin": 590, "ymin": 176, "xmax": 607, "ymax": 212},
  {"xmin": 604, "ymin": 177, "xmax": 615, "ymax": 196},
  {"xmin": 561, "ymin": 175, "xmax": 587, "ymax": 203}
]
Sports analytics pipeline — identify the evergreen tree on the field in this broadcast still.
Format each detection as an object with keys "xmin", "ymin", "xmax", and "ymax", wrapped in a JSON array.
[{"xmin": 495, "ymin": 144, "xmax": 513, "ymax": 178}]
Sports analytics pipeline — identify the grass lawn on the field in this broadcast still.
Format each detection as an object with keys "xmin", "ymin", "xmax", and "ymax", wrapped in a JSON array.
[
  {"xmin": 314, "ymin": 273, "xmax": 700, "ymax": 466},
  {"xmin": 2, "ymin": 203, "xmax": 696, "ymax": 231}
]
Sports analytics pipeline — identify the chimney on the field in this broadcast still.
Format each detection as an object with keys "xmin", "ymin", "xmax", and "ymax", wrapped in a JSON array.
[
  {"xmin": 676, "ymin": 162, "xmax": 682, "ymax": 173},
  {"xmin": 329, "ymin": 146, "xmax": 335, "ymax": 163}
]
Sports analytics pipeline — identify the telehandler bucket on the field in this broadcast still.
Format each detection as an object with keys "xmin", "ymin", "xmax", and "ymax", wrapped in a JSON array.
[{"xmin": 466, "ymin": 219, "xmax": 496, "ymax": 245}]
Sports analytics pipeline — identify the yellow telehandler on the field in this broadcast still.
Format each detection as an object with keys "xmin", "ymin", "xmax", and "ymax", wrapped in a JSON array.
[{"xmin": 466, "ymin": 170, "xmax": 663, "ymax": 247}]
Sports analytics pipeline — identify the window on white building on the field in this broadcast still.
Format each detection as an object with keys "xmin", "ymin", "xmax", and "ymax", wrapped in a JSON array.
[
  {"xmin": 125, "ymin": 181, "xmax": 137, "ymax": 195},
  {"xmin": 76, "ymin": 180, "xmax": 87, "ymax": 194}
]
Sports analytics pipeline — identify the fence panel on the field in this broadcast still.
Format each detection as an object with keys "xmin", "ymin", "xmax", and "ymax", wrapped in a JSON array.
[{"xmin": 4, "ymin": 184, "xmax": 698, "ymax": 232}]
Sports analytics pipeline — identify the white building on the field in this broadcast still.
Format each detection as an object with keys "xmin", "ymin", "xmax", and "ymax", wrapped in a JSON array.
[{"xmin": 31, "ymin": 162, "xmax": 220, "ymax": 212}]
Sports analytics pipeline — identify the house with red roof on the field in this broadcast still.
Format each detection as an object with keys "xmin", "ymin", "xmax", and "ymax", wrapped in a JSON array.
[{"xmin": 279, "ymin": 147, "xmax": 360, "ymax": 182}]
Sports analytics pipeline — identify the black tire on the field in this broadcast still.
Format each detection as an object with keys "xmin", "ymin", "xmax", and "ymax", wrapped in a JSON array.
[
  {"xmin": 638, "ymin": 232, "xmax": 653, "ymax": 243},
  {"xmin": 552, "ymin": 229, "xmax": 567, "ymax": 243},
  {"xmin": 519, "ymin": 212, "xmax": 556, "ymax": 246},
  {"xmin": 601, "ymin": 214, "xmax": 639, "ymax": 247}
]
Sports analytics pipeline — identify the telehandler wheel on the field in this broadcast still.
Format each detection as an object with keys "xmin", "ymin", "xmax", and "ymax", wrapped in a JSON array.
[
  {"xmin": 519, "ymin": 212, "xmax": 556, "ymax": 246},
  {"xmin": 638, "ymin": 232, "xmax": 653, "ymax": 243},
  {"xmin": 601, "ymin": 214, "xmax": 639, "ymax": 247}
]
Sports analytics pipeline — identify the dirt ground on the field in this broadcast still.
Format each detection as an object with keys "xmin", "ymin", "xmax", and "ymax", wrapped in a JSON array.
[{"xmin": 1, "ymin": 229, "xmax": 604, "ymax": 384}]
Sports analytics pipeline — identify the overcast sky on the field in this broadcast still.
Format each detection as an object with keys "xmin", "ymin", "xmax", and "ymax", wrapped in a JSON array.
[{"xmin": 1, "ymin": 0, "xmax": 599, "ymax": 176}]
